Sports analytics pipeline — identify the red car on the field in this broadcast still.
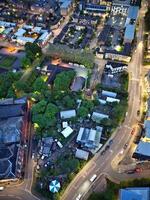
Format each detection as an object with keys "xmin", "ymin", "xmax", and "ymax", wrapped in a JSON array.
[
  {"xmin": 131, "ymin": 128, "xmax": 136, "ymax": 135},
  {"xmin": 135, "ymin": 168, "xmax": 142, "ymax": 173}
]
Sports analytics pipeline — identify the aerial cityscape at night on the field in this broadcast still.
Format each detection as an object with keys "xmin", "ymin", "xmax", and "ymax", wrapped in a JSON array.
[{"xmin": 0, "ymin": 0, "xmax": 150, "ymax": 200}]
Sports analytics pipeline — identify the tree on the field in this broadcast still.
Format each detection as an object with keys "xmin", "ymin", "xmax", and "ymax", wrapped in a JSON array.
[
  {"xmin": 45, "ymin": 103, "xmax": 59, "ymax": 119},
  {"xmin": 32, "ymin": 100, "xmax": 47, "ymax": 115},
  {"xmin": 33, "ymin": 77, "xmax": 48, "ymax": 93},
  {"xmin": 21, "ymin": 57, "xmax": 31, "ymax": 69},
  {"xmin": 77, "ymin": 106, "xmax": 89, "ymax": 118},
  {"xmin": 82, "ymin": 100, "xmax": 94, "ymax": 111},
  {"xmin": 62, "ymin": 95, "xmax": 75, "ymax": 108},
  {"xmin": 25, "ymin": 42, "xmax": 42, "ymax": 62},
  {"xmin": 145, "ymin": 9, "xmax": 150, "ymax": 32},
  {"xmin": 54, "ymin": 71, "xmax": 75, "ymax": 92},
  {"xmin": 14, "ymin": 80, "xmax": 31, "ymax": 93},
  {"xmin": 6, "ymin": 87, "xmax": 16, "ymax": 98}
]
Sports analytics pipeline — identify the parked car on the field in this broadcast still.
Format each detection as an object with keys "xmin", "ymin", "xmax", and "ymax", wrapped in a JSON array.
[
  {"xmin": 90, "ymin": 174, "xmax": 97, "ymax": 182},
  {"xmin": 0, "ymin": 186, "xmax": 4, "ymax": 191},
  {"xmin": 137, "ymin": 110, "xmax": 140, "ymax": 116},
  {"xmin": 135, "ymin": 168, "xmax": 142, "ymax": 173},
  {"xmin": 131, "ymin": 128, "xmax": 135, "ymax": 135},
  {"xmin": 123, "ymin": 143, "xmax": 128, "ymax": 149},
  {"xmin": 76, "ymin": 193, "xmax": 82, "ymax": 200},
  {"xmin": 105, "ymin": 145, "xmax": 110, "ymax": 151},
  {"xmin": 126, "ymin": 170, "xmax": 135, "ymax": 174},
  {"xmin": 109, "ymin": 139, "xmax": 113, "ymax": 145},
  {"xmin": 101, "ymin": 150, "xmax": 105, "ymax": 155}
]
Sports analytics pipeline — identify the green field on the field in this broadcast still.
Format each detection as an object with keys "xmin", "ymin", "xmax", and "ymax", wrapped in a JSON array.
[{"xmin": 0, "ymin": 55, "xmax": 16, "ymax": 69}]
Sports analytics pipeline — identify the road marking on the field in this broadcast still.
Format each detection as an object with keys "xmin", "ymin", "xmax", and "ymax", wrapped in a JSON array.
[{"xmin": 124, "ymin": 125, "xmax": 132, "ymax": 130}]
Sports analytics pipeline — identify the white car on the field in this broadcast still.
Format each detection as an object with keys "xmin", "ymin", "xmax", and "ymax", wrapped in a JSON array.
[
  {"xmin": 90, "ymin": 174, "xmax": 97, "ymax": 182},
  {"xmin": 76, "ymin": 193, "xmax": 82, "ymax": 200},
  {"xmin": 0, "ymin": 186, "xmax": 4, "ymax": 191}
]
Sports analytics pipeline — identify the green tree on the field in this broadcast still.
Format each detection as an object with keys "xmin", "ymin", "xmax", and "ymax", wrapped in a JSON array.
[
  {"xmin": 33, "ymin": 77, "xmax": 48, "ymax": 93},
  {"xmin": 62, "ymin": 95, "xmax": 75, "ymax": 108},
  {"xmin": 32, "ymin": 100, "xmax": 47, "ymax": 115},
  {"xmin": 77, "ymin": 106, "xmax": 89, "ymax": 118},
  {"xmin": 54, "ymin": 71, "xmax": 75, "ymax": 92},
  {"xmin": 82, "ymin": 100, "xmax": 94, "ymax": 111},
  {"xmin": 145, "ymin": 9, "xmax": 150, "ymax": 32},
  {"xmin": 21, "ymin": 57, "xmax": 31, "ymax": 69},
  {"xmin": 25, "ymin": 42, "xmax": 42, "ymax": 62}
]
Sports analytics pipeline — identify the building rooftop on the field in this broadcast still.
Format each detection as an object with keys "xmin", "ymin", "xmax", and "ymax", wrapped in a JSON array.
[
  {"xmin": 144, "ymin": 119, "xmax": 150, "ymax": 138},
  {"xmin": 61, "ymin": 126, "xmax": 73, "ymax": 138},
  {"xmin": 92, "ymin": 112, "xmax": 109, "ymax": 123},
  {"xmin": 0, "ymin": 144, "xmax": 19, "ymax": 180},
  {"xmin": 120, "ymin": 187, "xmax": 150, "ymax": 200},
  {"xmin": 71, "ymin": 76, "xmax": 85, "ymax": 92},
  {"xmin": 75, "ymin": 148, "xmax": 89, "ymax": 160},
  {"xmin": 0, "ymin": 104, "xmax": 26, "ymax": 119},
  {"xmin": 77, "ymin": 127, "xmax": 103, "ymax": 152},
  {"xmin": 60, "ymin": 109, "xmax": 76, "ymax": 119},
  {"xmin": 127, "ymin": 6, "xmax": 139, "ymax": 20},
  {"xmin": 124, "ymin": 24, "xmax": 135, "ymax": 41},
  {"xmin": 134, "ymin": 141, "xmax": 150, "ymax": 159}
]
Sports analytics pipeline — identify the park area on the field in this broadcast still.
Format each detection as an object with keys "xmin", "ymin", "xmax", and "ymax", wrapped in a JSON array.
[{"xmin": 0, "ymin": 54, "xmax": 16, "ymax": 69}]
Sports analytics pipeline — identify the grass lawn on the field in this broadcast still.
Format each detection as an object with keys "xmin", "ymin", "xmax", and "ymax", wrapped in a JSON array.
[{"xmin": 0, "ymin": 56, "xmax": 17, "ymax": 69}]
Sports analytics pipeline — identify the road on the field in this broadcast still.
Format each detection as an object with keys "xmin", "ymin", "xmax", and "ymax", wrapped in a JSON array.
[{"xmin": 61, "ymin": 3, "xmax": 146, "ymax": 200}]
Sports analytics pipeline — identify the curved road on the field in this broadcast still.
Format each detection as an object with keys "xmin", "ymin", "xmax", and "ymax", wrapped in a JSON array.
[{"xmin": 61, "ymin": 3, "xmax": 146, "ymax": 200}]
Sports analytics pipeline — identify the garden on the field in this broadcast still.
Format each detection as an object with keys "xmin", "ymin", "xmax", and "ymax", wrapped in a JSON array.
[{"xmin": 0, "ymin": 54, "xmax": 17, "ymax": 69}]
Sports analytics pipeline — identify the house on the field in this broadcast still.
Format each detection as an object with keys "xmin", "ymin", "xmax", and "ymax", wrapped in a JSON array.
[
  {"xmin": 40, "ymin": 137, "xmax": 54, "ymax": 157},
  {"xmin": 119, "ymin": 187, "xmax": 150, "ymax": 200},
  {"xmin": 92, "ymin": 112, "xmax": 109, "ymax": 123},
  {"xmin": 75, "ymin": 149, "xmax": 89, "ymax": 160},
  {"xmin": 76, "ymin": 126, "xmax": 103, "ymax": 153},
  {"xmin": 59, "ymin": 0, "xmax": 73, "ymax": 16},
  {"xmin": 61, "ymin": 126, "xmax": 73, "ymax": 138},
  {"xmin": 105, "ymin": 62, "xmax": 127, "ymax": 74},
  {"xmin": 102, "ymin": 90, "xmax": 117, "ymax": 98},
  {"xmin": 13, "ymin": 25, "xmax": 52, "ymax": 46},
  {"xmin": 60, "ymin": 109, "xmax": 76, "ymax": 119}
]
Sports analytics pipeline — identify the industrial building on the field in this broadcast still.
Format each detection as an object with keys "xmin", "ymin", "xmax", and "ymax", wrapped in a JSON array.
[
  {"xmin": 124, "ymin": 24, "xmax": 135, "ymax": 43},
  {"xmin": 0, "ymin": 97, "xmax": 27, "ymax": 181}
]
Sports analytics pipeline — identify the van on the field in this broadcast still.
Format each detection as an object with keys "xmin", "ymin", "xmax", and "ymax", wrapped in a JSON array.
[
  {"xmin": 90, "ymin": 174, "xmax": 97, "ymax": 182},
  {"xmin": 57, "ymin": 141, "xmax": 63, "ymax": 148},
  {"xmin": 0, "ymin": 186, "xmax": 4, "ymax": 191},
  {"xmin": 76, "ymin": 193, "xmax": 82, "ymax": 200}
]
